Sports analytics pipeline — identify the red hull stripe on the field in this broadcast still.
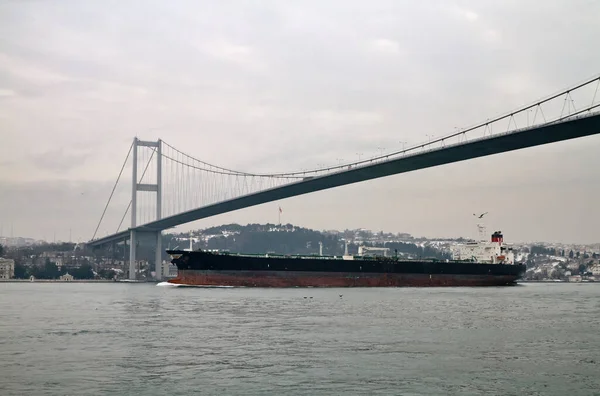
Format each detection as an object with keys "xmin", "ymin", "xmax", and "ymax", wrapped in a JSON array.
[{"xmin": 168, "ymin": 270, "xmax": 519, "ymax": 287}]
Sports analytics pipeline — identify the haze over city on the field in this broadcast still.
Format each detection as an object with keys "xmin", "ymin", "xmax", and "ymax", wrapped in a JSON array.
[{"xmin": 1, "ymin": 0, "xmax": 599, "ymax": 244}]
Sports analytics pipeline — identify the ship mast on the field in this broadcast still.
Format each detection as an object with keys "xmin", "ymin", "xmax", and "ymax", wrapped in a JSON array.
[
  {"xmin": 477, "ymin": 224, "xmax": 487, "ymax": 242},
  {"xmin": 472, "ymin": 212, "xmax": 488, "ymax": 241}
]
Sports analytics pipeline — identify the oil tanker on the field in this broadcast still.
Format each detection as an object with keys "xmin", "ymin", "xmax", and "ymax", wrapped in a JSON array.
[{"xmin": 165, "ymin": 230, "xmax": 526, "ymax": 287}]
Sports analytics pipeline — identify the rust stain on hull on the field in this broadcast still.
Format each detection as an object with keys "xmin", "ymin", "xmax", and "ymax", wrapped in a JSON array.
[{"xmin": 168, "ymin": 270, "xmax": 519, "ymax": 287}]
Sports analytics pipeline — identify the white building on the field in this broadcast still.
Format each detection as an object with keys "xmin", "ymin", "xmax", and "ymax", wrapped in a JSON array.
[
  {"xmin": 54, "ymin": 257, "xmax": 64, "ymax": 268},
  {"xmin": 59, "ymin": 272, "xmax": 74, "ymax": 281},
  {"xmin": 590, "ymin": 263, "xmax": 600, "ymax": 276},
  {"xmin": 162, "ymin": 261, "xmax": 177, "ymax": 278},
  {"xmin": 567, "ymin": 263, "xmax": 580, "ymax": 271},
  {"xmin": 0, "ymin": 258, "xmax": 15, "ymax": 279}
]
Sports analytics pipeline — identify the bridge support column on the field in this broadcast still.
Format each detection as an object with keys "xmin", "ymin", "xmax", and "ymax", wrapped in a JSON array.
[
  {"xmin": 154, "ymin": 139, "xmax": 162, "ymax": 281},
  {"xmin": 155, "ymin": 231, "xmax": 162, "ymax": 281},
  {"xmin": 129, "ymin": 230, "xmax": 136, "ymax": 280},
  {"xmin": 130, "ymin": 137, "xmax": 138, "ymax": 281}
]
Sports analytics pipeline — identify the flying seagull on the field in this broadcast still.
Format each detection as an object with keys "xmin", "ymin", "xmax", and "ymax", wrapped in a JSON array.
[{"xmin": 473, "ymin": 212, "xmax": 488, "ymax": 219}]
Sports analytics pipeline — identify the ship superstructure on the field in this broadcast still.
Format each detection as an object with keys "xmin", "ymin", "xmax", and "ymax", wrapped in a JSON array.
[{"xmin": 452, "ymin": 231, "xmax": 515, "ymax": 264}]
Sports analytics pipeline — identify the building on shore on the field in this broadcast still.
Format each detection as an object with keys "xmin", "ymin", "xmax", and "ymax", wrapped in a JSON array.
[
  {"xmin": 162, "ymin": 260, "xmax": 177, "ymax": 279},
  {"xmin": 59, "ymin": 272, "xmax": 74, "ymax": 281},
  {"xmin": 0, "ymin": 258, "xmax": 15, "ymax": 279}
]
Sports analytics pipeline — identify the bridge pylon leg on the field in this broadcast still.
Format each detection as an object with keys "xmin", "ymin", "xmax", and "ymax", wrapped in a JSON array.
[
  {"xmin": 155, "ymin": 231, "xmax": 162, "ymax": 281},
  {"xmin": 129, "ymin": 230, "xmax": 136, "ymax": 280}
]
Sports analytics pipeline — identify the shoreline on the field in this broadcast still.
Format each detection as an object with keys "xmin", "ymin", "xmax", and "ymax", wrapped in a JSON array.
[
  {"xmin": 0, "ymin": 279, "xmax": 159, "ymax": 283},
  {"xmin": 518, "ymin": 280, "xmax": 597, "ymax": 283},
  {"xmin": 1, "ymin": 279, "xmax": 595, "ymax": 285}
]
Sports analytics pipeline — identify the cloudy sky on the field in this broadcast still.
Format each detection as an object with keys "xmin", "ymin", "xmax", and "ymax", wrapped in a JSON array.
[{"xmin": 1, "ymin": 0, "xmax": 599, "ymax": 244}]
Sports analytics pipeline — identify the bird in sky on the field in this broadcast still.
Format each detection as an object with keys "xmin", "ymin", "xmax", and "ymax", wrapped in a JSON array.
[{"xmin": 473, "ymin": 212, "xmax": 488, "ymax": 219}]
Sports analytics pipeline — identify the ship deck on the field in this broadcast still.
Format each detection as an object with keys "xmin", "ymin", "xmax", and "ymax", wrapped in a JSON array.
[{"xmin": 167, "ymin": 249, "xmax": 514, "ymax": 265}]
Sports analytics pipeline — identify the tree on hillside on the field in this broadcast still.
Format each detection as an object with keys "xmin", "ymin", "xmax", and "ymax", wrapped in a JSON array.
[
  {"xmin": 0, "ymin": 244, "xmax": 4, "ymax": 256},
  {"xmin": 98, "ymin": 269, "xmax": 116, "ymax": 280},
  {"xmin": 71, "ymin": 263, "xmax": 94, "ymax": 279},
  {"xmin": 14, "ymin": 261, "xmax": 27, "ymax": 279},
  {"xmin": 526, "ymin": 257, "xmax": 535, "ymax": 268},
  {"xmin": 43, "ymin": 258, "xmax": 60, "ymax": 279},
  {"xmin": 531, "ymin": 245, "xmax": 555, "ymax": 256},
  {"xmin": 26, "ymin": 258, "xmax": 62, "ymax": 279}
]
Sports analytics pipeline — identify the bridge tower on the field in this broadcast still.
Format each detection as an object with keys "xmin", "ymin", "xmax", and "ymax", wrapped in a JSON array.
[{"xmin": 129, "ymin": 137, "xmax": 163, "ymax": 281}]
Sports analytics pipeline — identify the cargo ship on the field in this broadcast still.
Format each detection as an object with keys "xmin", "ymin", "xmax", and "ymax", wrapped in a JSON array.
[{"xmin": 165, "ymin": 230, "xmax": 526, "ymax": 287}]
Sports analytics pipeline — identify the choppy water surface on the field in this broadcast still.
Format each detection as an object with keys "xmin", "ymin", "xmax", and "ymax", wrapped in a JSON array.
[{"xmin": 1, "ymin": 282, "xmax": 599, "ymax": 395}]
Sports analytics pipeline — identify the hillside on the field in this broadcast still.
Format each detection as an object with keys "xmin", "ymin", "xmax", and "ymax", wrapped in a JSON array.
[{"xmin": 167, "ymin": 223, "xmax": 452, "ymax": 260}]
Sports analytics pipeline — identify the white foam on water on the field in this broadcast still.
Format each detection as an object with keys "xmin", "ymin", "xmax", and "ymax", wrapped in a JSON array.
[
  {"xmin": 156, "ymin": 281, "xmax": 180, "ymax": 287},
  {"xmin": 155, "ymin": 281, "xmax": 238, "ymax": 288}
]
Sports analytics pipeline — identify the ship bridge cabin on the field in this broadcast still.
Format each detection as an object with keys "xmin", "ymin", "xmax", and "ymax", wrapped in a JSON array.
[
  {"xmin": 452, "ymin": 231, "xmax": 515, "ymax": 264},
  {"xmin": 358, "ymin": 246, "xmax": 390, "ymax": 257}
]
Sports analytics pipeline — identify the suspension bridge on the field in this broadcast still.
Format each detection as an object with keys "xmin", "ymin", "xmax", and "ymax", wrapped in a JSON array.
[{"xmin": 87, "ymin": 75, "xmax": 600, "ymax": 280}]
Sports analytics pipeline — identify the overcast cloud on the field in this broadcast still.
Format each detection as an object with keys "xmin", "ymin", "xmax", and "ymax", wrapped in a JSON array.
[{"xmin": 1, "ymin": 0, "xmax": 599, "ymax": 244}]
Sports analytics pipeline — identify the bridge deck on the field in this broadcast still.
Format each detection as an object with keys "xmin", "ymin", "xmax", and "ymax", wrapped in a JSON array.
[{"xmin": 87, "ymin": 112, "xmax": 600, "ymax": 247}]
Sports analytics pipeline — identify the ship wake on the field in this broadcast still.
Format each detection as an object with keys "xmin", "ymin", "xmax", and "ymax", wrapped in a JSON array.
[{"xmin": 156, "ymin": 281, "xmax": 237, "ymax": 288}]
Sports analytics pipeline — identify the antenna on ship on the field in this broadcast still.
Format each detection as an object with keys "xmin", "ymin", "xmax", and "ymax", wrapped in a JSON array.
[
  {"xmin": 472, "ymin": 212, "xmax": 488, "ymax": 241},
  {"xmin": 476, "ymin": 224, "xmax": 487, "ymax": 241}
]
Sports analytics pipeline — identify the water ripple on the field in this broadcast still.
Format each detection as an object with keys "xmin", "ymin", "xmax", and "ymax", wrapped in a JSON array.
[{"xmin": 1, "ymin": 283, "xmax": 599, "ymax": 395}]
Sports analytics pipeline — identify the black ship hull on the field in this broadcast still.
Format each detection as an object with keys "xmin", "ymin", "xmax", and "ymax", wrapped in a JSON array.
[{"xmin": 166, "ymin": 250, "xmax": 526, "ymax": 287}]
